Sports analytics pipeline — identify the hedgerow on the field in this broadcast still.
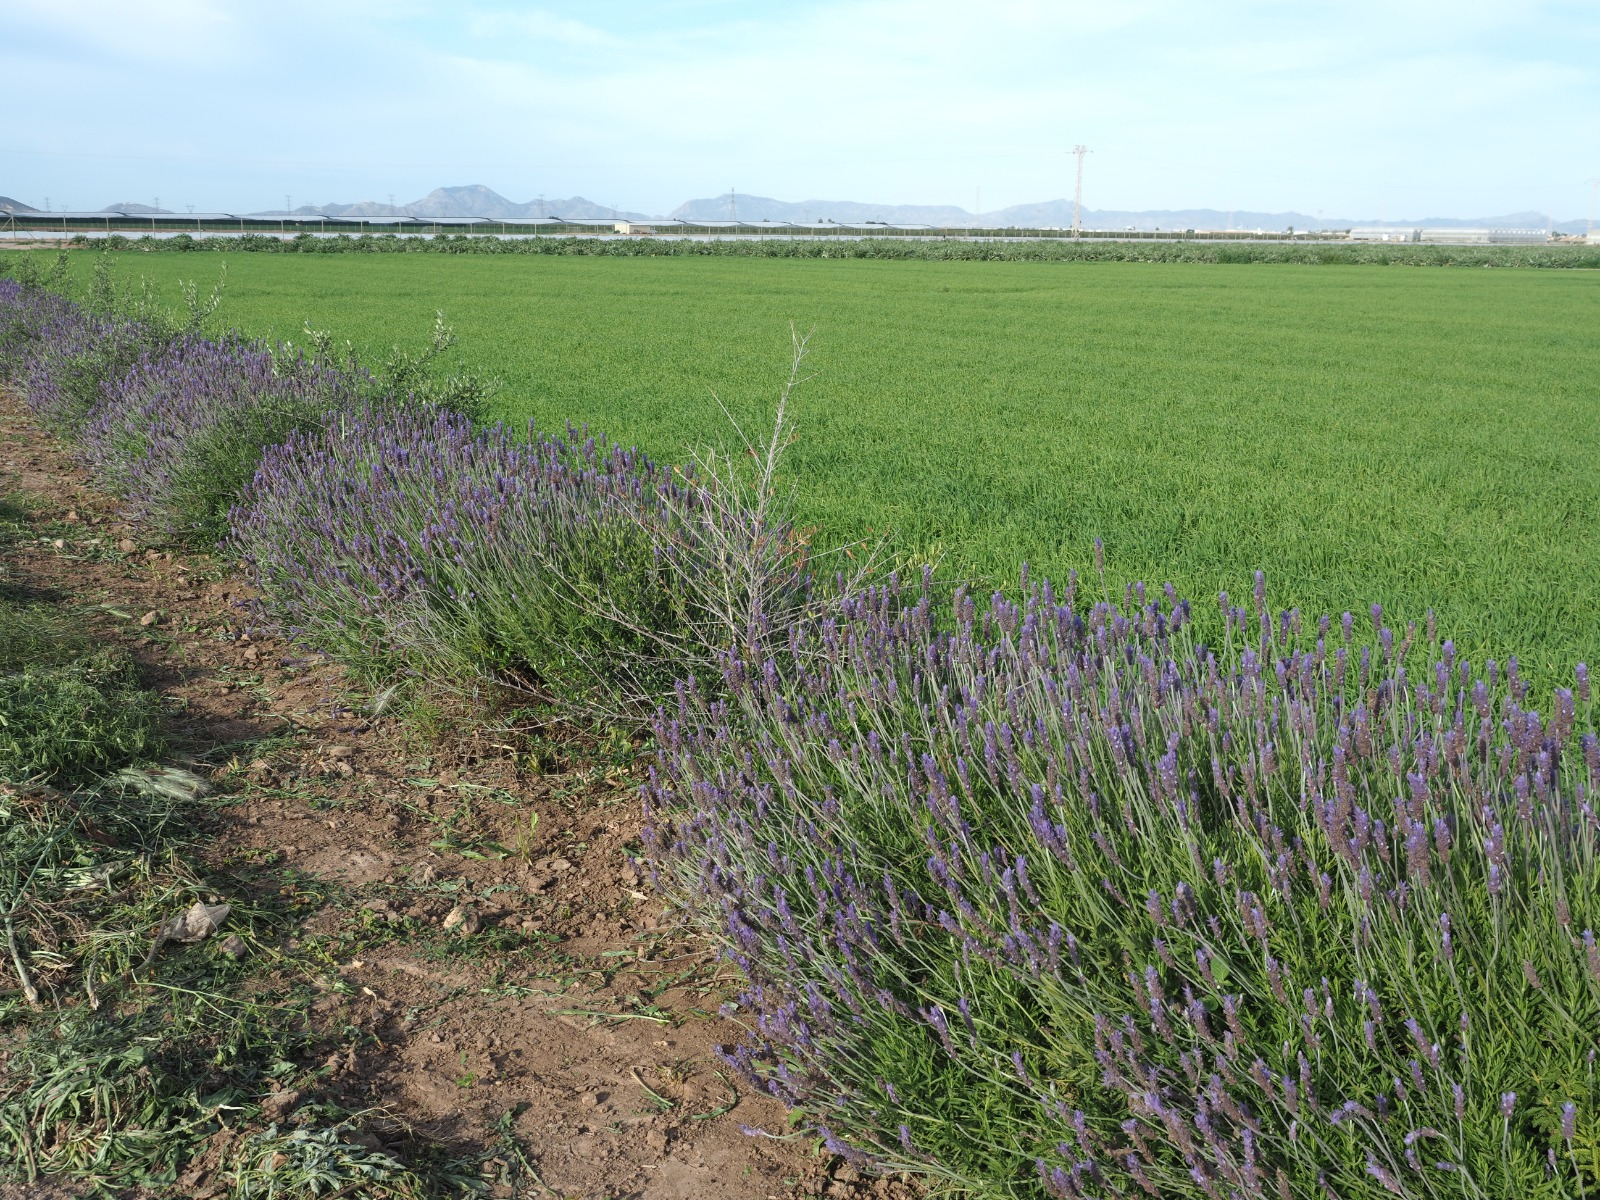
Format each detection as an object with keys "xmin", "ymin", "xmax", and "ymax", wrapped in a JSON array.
[{"xmin": 70, "ymin": 231, "xmax": 1600, "ymax": 269}]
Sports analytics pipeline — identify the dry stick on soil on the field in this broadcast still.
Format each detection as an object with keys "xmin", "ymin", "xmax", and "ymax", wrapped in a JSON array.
[
  {"xmin": 527, "ymin": 323, "xmax": 892, "ymax": 718},
  {"xmin": 676, "ymin": 322, "xmax": 894, "ymax": 661},
  {"xmin": 4, "ymin": 914, "xmax": 39, "ymax": 1007}
]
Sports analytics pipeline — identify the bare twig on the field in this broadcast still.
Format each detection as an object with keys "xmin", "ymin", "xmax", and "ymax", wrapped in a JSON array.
[{"xmin": 4, "ymin": 915, "xmax": 39, "ymax": 1007}]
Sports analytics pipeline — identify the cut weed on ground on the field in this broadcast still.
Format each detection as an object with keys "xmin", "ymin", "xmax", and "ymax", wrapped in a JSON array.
[{"xmin": 0, "ymin": 394, "xmax": 876, "ymax": 1200}]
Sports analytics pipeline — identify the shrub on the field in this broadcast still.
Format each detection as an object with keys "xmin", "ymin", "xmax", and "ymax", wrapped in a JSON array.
[
  {"xmin": 0, "ymin": 256, "xmax": 228, "ymax": 441},
  {"xmin": 81, "ymin": 334, "xmax": 364, "ymax": 547},
  {"xmin": 231, "ymin": 403, "xmax": 716, "ymax": 713},
  {"xmin": 647, "ymin": 568, "xmax": 1600, "ymax": 1198}
]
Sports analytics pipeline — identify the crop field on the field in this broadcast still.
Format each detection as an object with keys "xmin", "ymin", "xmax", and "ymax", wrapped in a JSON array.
[{"xmin": 79, "ymin": 251, "xmax": 1600, "ymax": 676}]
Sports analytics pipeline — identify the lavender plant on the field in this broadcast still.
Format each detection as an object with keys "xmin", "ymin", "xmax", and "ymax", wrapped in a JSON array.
[
  {"xmin": 648, "ymin": 566, "xmax": 1600, "ymax": 1198},
  {"xmin": 230, "ymin": 403, "xmax": 718, "ymax": 713},
  {"xmin": 0, "ymin": 276, "xmax": 132, "ymax": 434},
  {"xmin": 81, "ymin": 334, "xmax": 364, "ymax": 546},
  {"xmin": 0, "ymin": 254, "xmax": 227, "ymax": 441}
]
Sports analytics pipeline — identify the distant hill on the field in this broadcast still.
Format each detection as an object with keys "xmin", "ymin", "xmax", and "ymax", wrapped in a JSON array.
[
  {"xmin": 102, "ymin": 202, "xmax": 172, "ymax": 214},
  {"xmin": 671, "ymin": 192, "xmax": 1586, "ymax": 233},
  {"xmin": 18, "ymin": 182, "xmax": 1575, "ymax": 232},
  {"xmin": 247, "ymin": 185, "xmax": 650, "ymax": 222}
]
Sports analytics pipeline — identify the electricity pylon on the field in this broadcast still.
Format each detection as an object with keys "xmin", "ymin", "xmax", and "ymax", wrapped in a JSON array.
[{"xmin": 1071, "ymin": 146, "xmax": 1089, "ymax": 237}]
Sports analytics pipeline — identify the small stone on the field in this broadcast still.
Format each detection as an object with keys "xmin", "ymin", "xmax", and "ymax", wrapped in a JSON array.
[
  {"xmin": 51, "ymin": 538, "xmax": 65, "ymax": 549},
  {"xmin": 219, "ymin": 934, "xmax": 248, "ymax": 959},
  {"xmin": 260, "ymin": 1088, "xmax": 301, "ymax": 1120},
  {"xmin": 579, "ymin": 1091, "xmax": 599, "ymax": 1108},
  {"xmin": 442, "ymin": 905, "xmax": 480, "ymax": 935},
  {"xmin": 64, "ymin": 510, "xmax": 79, "ymax": 522},
  {"xmin": 139, "ymin": 610, "xmax": 158, "ymax": 627},
  {"xmin": 325, "ymin": 745, "xmax": 354, "ymax": 759},
  {"xmin": 247, "ymin": 759, "xmax": 271, "ymax": 775},
  {"xmin": 551, "ymin": 858, "xmax": 573, "ymax": 872},
  {"xmin": 117, "ymin": 538, "xmax": 137, "ymax": 552}
]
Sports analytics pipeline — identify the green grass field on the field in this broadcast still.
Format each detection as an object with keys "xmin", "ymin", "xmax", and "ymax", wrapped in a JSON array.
[{"xmin": 63, "ymin": 251, "xmax": 1600, "ymax": 677}]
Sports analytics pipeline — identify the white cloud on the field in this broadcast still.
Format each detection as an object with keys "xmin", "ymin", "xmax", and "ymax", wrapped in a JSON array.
[{"xmin": 2, "ymin": 0, "xmax": 1594, "ymax": 216}]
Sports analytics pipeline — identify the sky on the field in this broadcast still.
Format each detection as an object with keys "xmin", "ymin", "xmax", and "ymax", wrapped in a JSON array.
[{"xmin": 4, "ymin": 0, "xmax": 1598, "ymax": 219}]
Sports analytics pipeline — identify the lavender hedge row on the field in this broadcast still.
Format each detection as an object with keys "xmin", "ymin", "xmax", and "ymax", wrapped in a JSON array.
[
  {"xmin": 647, "ymin": 569, "xmax": 1600, "ymax": 1198},
  {"xmin": 0, "ymin": 270, "xmax": 808, "ymax": 712},
  {"xmin": 85, "ymin": 334, "xmax": 366, "ymax": 546},
  {"xmin": 0, "ymin": 276, "xmax": 368, "ymax": 547}
]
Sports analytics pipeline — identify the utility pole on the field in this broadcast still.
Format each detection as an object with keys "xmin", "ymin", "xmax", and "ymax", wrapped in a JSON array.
[
  {"xmin": 1588, "ymin": 179, "xmax": 1599, "ymax": 240},
  {"xmin": 1071, "ymin": 145, "xmax": 1089, "ymax": 237},
  {"xmin": 285, "ymin": 194, "xmax": 292, "ymax": 215}
]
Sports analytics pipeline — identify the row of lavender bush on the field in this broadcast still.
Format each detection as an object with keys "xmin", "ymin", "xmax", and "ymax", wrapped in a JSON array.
[
  {"xmin": 0, "ymin": 259, "xmax": 806, "ymax": 713},
  {"xmin": 5, "ymin": 255, "xmax": 1599, "ymax": 1196},
  {"xmin": 0, "ymin": 258, "xmax": 365, "ymax": 548}
]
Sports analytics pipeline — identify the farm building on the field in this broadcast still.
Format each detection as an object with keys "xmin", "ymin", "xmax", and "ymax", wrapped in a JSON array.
[
  {"xmin": 1419, "ymin": 228, "xmax": 1548, "ymax": 245},
  {"xmin": 1348, "ymin": 227, "xmax": 1420, "ymax": 243},
  {"xmin": 1348, "ymin": 226, "xmax": 1549, "ymax": 245}
]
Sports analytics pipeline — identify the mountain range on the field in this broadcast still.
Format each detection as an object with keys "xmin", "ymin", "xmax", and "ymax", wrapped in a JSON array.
[
  {"xmin": 0, "ymin": 185, "xmax": 1587, "ymax": 233},
  {"xmin": 674, "ymin": 193, "xmax": 1586, "ymax": 234},
  {"xmin": 250, "ymin": 185, "xmax": 651, "ymax": 222}
]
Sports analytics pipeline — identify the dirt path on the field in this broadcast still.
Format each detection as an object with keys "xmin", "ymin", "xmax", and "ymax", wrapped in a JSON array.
[{"xmin": 0, "ymin": 394, "xmax": 905, "ymax": 1200}]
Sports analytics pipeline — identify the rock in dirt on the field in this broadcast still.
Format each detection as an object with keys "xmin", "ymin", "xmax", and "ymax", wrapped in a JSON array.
[
  {"xmin": 218, "ymin": 934, "xmax": 248, "ymax": 959},
  {"xmin": 162, "ymin": 901, "xmax": 231, "ymax": 943},
  {"xmin": 442, "ymin": 905, "xmax": 481, "ymax": 935},
  {"xmin": 139, "ymin": 610, "xmax": 159, "ymax": 627},
  {"xmin": 260, "ymin": 1088, "xmax": 302, "ymax": 1120}
]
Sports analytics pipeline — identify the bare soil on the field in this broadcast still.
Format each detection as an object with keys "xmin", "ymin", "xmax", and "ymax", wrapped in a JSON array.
[{"xmin": 0, "ymin": 393, "xmax": 913, "ymax": 1200}]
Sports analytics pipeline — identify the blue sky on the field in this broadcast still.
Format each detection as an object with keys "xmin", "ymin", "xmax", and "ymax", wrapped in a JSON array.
[{"xmin": 5, "ymin": 0, "xmax": 1597, "ymax": 218}]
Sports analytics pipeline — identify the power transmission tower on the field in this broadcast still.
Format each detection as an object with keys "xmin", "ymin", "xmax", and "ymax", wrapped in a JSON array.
[
  {"xmin": 1588, "ymin": 178, "xmax": 1600, "ymax": 240},
  {"xmin": 1071, "ymin": 146, "xmax": 1089, "ymax": 237},
  {"xmin": 729, "ymin": 187, "xmax": 737, "ymax": 222}
]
